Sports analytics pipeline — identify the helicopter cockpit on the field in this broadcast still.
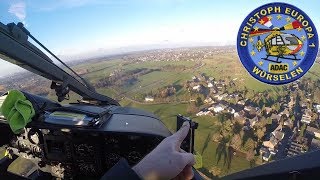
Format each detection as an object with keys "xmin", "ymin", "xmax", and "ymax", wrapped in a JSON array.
[
  {"xmin": 1, "ymin": 1, "xmax": 320, "ymax": 180},
  {"xmin": 0, "ymin": 21, "xmax": 202, "ymax": 179}
]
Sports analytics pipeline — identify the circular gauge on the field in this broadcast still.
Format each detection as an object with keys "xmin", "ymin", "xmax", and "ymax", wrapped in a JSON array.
[{"xmin": 128, "ymin": 151, "xmax": 142, "ymax": 164}]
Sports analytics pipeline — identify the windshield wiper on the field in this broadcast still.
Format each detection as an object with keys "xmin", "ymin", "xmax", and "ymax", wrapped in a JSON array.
[{"xmin": 0, "ymin": 22, "xmax": 119, "ymax": 106}]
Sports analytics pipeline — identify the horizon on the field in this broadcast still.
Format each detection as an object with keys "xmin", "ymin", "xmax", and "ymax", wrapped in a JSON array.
[
  {"xmin": 0, "ymin": 45, "xmax": 236, "ymax": 78},
  {"xmin": 0, "ymin": 0, "xmax": 320, "ymax": 75}
]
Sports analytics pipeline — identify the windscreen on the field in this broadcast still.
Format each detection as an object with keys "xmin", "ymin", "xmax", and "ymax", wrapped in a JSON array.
[{"xmin": 1, "ymin": 0, "xmax": 320, "ymax": 178}]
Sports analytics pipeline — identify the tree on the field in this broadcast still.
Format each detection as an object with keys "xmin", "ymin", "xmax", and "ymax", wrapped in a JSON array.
[
  {"xmin": 232, "ymin": 121, "xmax": 242, "ymax": 135},
  {"xmin": 312, "ymin": 112, "xmax": 319, "ymax": 122},
  {"xmin": 246, "ymin": 149, "xmax": 255, "ymax": 161},
  {"xmin": 212, "ymin": 132, "xmax": 222, "ymax": 142},
  {"xmin": 195, "ymin": 97, "xmax": 203, "ymax": 107},
  {"xmin": 243, "ymin": 138, "xmax": 255, "ymax": 152},
  {"xmin": 266, "ymin": 117, "xmax": 272, "ymax": 125},
  {"xmin": 256, "ymin": 128, "xmax": 265, "ymax": 141},
  {"xmin": 300, "ymin": 123, "xmax": 307, "ymax": 137},
  {"xmin": 230, "ymin": 134, "xmax": 242, "ymax": 150},
  {"xmin": 223, "ymin": 119, "xmax": 233, "ymax": 133}
]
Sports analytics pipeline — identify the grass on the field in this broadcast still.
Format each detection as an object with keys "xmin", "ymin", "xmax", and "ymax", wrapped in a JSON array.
[{"xmin": 118, "ymin": 71, "xmax": 192, "ymax": 97}]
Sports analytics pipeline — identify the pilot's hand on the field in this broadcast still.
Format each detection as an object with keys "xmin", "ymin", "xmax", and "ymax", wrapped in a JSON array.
[{"xmin": 132, "ymin": 122, "xmax": 195, "ymax": 180}]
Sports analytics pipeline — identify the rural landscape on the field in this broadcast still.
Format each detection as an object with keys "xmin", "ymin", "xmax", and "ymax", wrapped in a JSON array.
[{"xmin": 1, "ymin": 46, "xmax": 320, "ymax": 178}]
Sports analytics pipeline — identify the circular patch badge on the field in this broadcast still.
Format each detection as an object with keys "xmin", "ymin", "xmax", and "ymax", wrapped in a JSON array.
[{"xmin": 237, "ymin": 2, "xmax": 318, "ymax": 85}]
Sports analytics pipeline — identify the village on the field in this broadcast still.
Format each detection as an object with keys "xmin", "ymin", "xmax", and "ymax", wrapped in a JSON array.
[{"xmin": 181, "ymin": 73, "xmax": 320, "ymax": 164}]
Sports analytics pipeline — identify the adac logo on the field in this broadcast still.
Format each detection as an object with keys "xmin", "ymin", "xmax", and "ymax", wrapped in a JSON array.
[{"xmin": 237, "ymin": 2, "xmax": 319, "ymax": 85}]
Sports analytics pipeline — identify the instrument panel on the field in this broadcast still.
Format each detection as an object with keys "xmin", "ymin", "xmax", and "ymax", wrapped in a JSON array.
[{"xmin": 7, "ymin": 128, "xmax": 165, "ymax": 178}]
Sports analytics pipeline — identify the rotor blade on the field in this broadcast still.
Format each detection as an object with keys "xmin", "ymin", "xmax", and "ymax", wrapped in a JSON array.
[
  {"xmin": 249, "ymin": 29, "xmax": 273, "ymax": 37},
  {"xmin": 280, "ymin": 20, "xmax": 302, "ymax": 31}
]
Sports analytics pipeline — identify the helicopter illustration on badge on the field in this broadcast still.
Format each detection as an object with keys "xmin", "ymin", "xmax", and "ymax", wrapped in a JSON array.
[{"xmin": 250, "ymin": 16, "xmax": 304, "ymax": 63}]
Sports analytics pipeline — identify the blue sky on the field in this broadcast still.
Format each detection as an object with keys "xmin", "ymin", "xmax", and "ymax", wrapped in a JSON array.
[{"xmin": 0, "ymin": 0, "xmax": 319, "ymax": 76}]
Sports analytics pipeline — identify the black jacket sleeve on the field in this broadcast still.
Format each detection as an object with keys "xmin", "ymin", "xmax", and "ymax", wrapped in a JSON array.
[{"xmin": 100, "ymin": 158, "xmax": 141, "ymax": 180}]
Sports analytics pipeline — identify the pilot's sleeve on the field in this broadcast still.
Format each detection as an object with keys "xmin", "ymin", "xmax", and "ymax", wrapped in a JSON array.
[{"xmin": 100, "ymin": 158, "xmax": 141, "ymax": 180}]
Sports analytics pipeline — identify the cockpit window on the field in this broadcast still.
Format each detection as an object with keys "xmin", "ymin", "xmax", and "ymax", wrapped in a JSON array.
[
  {"xmin": 284, "ymin": 36, "xmax": 299, "ymax": 45},
  {"xmin": 1, "ymin": 0, "xmax": 320, "ymax": 179}
]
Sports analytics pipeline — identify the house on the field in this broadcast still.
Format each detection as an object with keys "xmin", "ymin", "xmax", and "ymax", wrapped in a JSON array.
[
  {"xmin": 192, "ymin": 76, "xmax": 199, "ymax": 82},
  {"xmin": 145, "ymin": 96, "xmax": 154, "ymax": 102},
  {"xmin": 301, "ymin": 103, "xmax": 308, "ymax": 109},
  {"xmin": 234, "ymin": 110, "xmax": 245, "ymax": 119},
  {"xmin": 279, "ymin": 108, "xmax": 290, "ymax": 117},
  {"xmin": 259, "ymin": 147, "xmax": 269, "ymax": 154},
  {"xmin": 234, "ymin": 112, "xmax": 240, "ymax": 118},
  {"xmin": 214, "ymin": 94, "xmax": 228, "ymax": 101},
  {"xmin": 244, "ymin": 106, "xmax": 252, "ymax": 112},
  {"xmin": 209, "ymin": 77, "xmax": 215, "ymax": 81},
  {"xmin": 310, "ymin": 138, "xmax": 320, "ymax": 151},
  {"xmin": 313, "ymin": 104, "xmax": 320, "ymax": 113},
  {"xmin": 262, "ymin": 151, "xmax": 272, "ymax": 161},
  {"xmin": 263, "ymin": 137, "xmax": 278, "ymax": 150},
  {"xmin": 282, "ymin": 103, "xmax": 289, "ymax": 108},
  {"xmin": 208, "ymin": 104, "xmax": 226, "ymax": 113},
  {"xmin": 228, "ymin": 93, "xmax": 239, "ymax": 99},
  {"xmin": 216, "ymin": 84, "xmax": 224, "ymax": 90},
  {"xmin": 262, "ymin": 130, "xmax": 284, "ymax": 151},
  {"xmin": 210, "ymin": 88, "xmax": 218, "ymax": 94},
  {"xmin": 284, "ymin": 119, "xmax": 293, "ymax": 127},
  {"xmin": 196, "ymin": 111, "xmax": 213, "ymax": 116},
  {"xmin": 301, "ymin": 114, "xmax": 312, "ymax": 124},
  {"xmin": 272, "ymin": 131, "xmax": 285, "ymax": 141},
  {"xmin": 269, "ymin": 148, "xmax": 278, "ymax": 155},
  {"xmin": 207, "ymin": 82, "xmax": 214, "ymax": 88},
  {"xmin": 237, "ymin": 100, "xmax": 245, "ymax": 106},
  {"xmin": 204, "ymin": 97, "xmax": 213, "ymax": 104},
  {"xmin": 227, "ymin": 107, "xmax": 235, "ymax": 114},
  {"xmin": 306, "ymin": 126, "xmax": 320, "ymax": 139},
  {"xmin": 292, "ymin": 82, "xmax": 299, "ymax": 89},
  {"xmin": 265, "ymin": 107, "xmax": 273, "ymax": 115},
  {"xmin": 303, "ymin": 109, "xmax": 313, "ymax": 116},
  {"xmin": 270, "ymin": 113, "xmax": 280, "ymax": 122},
  {"xmin": 219, "ymin": 80, "xmax": 226, "ymax": 86},
  {"xmin": 248, "ymin": 116, "xmax": 259, "ymax": 127},
  {"xmin": 288, "ymin": 96, "xmax": 295, "ymax": 108},
  {"xmin": 192, "ymin": 85, "xmax": 202, "ymax": 92}
]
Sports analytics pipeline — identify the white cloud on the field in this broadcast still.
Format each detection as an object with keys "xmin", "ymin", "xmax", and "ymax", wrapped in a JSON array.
[
  {"xmin": 35, "ymin": 0, "xmax": 128, "ymax": 11},
  {"xmin": 8, "ymin": 1, "xmax": 26, "ymax": 21}
]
